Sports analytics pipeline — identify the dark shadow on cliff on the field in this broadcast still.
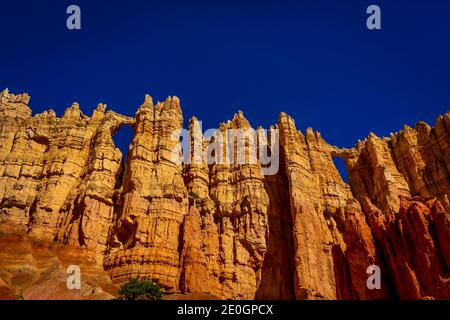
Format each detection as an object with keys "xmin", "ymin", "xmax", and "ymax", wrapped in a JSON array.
[{"xmin": 256, "ymin": 148, "xmax": 296, "ymax": 299}]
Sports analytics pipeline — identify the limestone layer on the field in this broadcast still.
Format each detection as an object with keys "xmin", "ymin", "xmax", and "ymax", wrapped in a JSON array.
[{"xmin": 0, "ymin": 89, "xmax": 449, "ymax": 299}]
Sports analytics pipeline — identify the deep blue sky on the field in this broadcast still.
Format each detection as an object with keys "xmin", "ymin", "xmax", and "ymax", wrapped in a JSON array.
[{"xmin": 1, "ymin": 0, "xmax": 449, "ymax": 178}]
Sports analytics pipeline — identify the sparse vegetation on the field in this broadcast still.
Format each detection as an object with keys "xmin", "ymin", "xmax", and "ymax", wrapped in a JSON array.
[
  {"xmin": 14, "ymin": 293, "xmax": 24, "ymax": 300},
  {"xmin": 117, "ymin": 277, "xmax": 164, "ymax": 300},
  {"xmin": 188, "ymin": 191, "xmax": 199, "ymax": 200}
]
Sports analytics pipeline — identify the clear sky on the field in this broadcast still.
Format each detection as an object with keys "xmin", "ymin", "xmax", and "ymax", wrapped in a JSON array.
[{"xmin": 1, "ymin": 0, "xmax": 449, "ymax": 178}]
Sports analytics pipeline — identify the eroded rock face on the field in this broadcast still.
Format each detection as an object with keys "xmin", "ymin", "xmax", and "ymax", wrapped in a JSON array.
[
  {"xmin": 0, "ymin": 89, "xmax": 134, "ymax": 261},
  {"xmin": 361, "ymin": 196, "xmax": 450, "ymax": 299},
  {"xmin": 0, "ymin": 89, "xmax": 449, "ymax": 300},
  {"xmin": 0, "ymin": 222, "xmax": 117, "ymax": 300},
  {"xmin": 180, "ymin": 114, "xmax": 271, "ymax": 299},
  {"xmin": 104, "ymin": 95, "xmax": 188, "ymax": 290}
]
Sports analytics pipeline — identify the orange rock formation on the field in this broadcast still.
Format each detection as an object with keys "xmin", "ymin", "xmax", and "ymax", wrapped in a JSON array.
[{"xmin": 0, "ymin": 89, "xmax": 449, "ymax": 299}]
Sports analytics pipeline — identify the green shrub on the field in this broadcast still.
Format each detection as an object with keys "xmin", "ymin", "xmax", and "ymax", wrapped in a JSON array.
[
  {"xmin": 117, "ymin": 277, "xmax": 164, "ymax": 300},
  {"xmin": 188, "ymin": 191, "xmax": 199, "ymax": 200}
]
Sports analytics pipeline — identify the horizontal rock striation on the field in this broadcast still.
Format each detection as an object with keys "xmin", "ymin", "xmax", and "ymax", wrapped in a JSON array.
[{"xmin": 0, "ymin": 88, "xmax": 449, "ymax": 299}]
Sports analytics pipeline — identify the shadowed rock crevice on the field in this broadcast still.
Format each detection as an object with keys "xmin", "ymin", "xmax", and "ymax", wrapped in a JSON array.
[{"xmin": 256, "ymin": 147, "xmax": 295, "ymax": 299}]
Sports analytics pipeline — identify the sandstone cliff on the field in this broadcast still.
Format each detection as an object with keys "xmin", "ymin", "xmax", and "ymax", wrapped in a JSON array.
[{"xmin": 0, "ymin": 88, "xmax": 449, "ymax": 299}]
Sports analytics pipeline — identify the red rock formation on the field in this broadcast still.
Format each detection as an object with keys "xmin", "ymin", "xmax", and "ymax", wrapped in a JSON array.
[
  {"xmin": 0, "ymin": 89, "xmax": 449, "ymax": 300},
  {"xmin": 360, "ymin": 197, "xmax": 450, "ymax": 299}
]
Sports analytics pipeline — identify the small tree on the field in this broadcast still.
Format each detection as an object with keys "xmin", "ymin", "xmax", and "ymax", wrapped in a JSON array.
[
  {"xmin": 188, "ymin": 191, "xmax": 200, "ymax": 205},
  {"xmin": 117, "ymin": 277, "xmax": 164, "ymax": 300},
  {"xmin": 188, "ymin": 191, "xmax": 199, "ymax": 200}
]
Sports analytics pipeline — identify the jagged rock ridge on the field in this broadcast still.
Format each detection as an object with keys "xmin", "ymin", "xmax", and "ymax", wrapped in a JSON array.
[{"xmin": 0, "ymin": 89, "xmax": 449, "ymax": 299}]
